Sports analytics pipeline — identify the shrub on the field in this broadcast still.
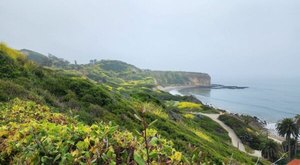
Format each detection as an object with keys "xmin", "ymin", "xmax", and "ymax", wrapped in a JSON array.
[
  {"xmin": 219, "ymin": 114, "xmax": 266, "ymax": 150},
  {"xmin": 0, "ymin": 80, "xmax": 28, "ymax": 101},
  {"xmin": 177, "ymin": 102, "xmax": 201, "ymax": 110},
  {"xmin": 0, "ymin": 99, "xmax": 184, "ymax": 164}
]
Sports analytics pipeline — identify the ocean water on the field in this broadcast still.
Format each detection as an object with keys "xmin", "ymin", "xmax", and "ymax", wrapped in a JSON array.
[{"xmin": 177, "ymin": 77, "xmax": 300, "ymax": 123}]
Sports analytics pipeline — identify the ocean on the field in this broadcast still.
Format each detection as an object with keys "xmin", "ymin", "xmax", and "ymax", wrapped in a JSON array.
[{"xmin": 174, "ymin": 77, "xmax": 300, "ymax": 124}]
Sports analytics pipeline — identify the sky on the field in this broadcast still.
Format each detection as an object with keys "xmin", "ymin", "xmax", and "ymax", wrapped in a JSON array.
[{"xmin": 1, "ymin": 0, "xmax": 299, "ymax": 82}]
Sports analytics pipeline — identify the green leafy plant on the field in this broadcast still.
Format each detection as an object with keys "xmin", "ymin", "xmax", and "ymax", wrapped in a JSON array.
[{"xmin": 0, "ymin": 99, "xmax": 182, "ymax": 164}]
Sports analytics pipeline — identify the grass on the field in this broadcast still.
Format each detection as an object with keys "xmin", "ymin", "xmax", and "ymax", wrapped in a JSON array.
[
  {"xmin": 0, "ymin": 43, "xmax": 271, "ymax": 164},
  {"xmin": 219, "ymin": 114, "xmax": 268, "ymax": 151}
]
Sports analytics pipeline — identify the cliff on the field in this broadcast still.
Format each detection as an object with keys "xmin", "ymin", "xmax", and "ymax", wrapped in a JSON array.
[
  {"xmin": 146, "ymin": 70, "xmax": 211, "ymax": 87},
  {"xmin": 0, "ymin": 44, "xmax": 268, "ymax": 164},
  {"xmin": 22, "ymin": 49, "xmax": 211, "ymax": 88}
]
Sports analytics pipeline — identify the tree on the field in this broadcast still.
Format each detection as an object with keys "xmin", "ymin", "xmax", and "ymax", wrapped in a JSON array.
[
  {"xmin": 294, "ymin": 115, "xmax": 300, "ymax": 156},
  {"xmin": 261, "ymin": 139, "xmax": 281, "ymax": 162},
  {"xmin": 276, "ymin": 118, "xmax": 299, "ymax": 160}
]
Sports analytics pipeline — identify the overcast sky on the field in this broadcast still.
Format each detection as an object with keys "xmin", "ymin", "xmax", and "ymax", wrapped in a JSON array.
[{"xmin": 1, "ymin": 0, "xmax": 299, "ymax": 82}]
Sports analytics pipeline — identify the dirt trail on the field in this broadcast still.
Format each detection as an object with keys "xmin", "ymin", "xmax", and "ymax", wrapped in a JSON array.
[{"xmin": 195, "ymin": 112, "xmax": 262, "ymax": 157}]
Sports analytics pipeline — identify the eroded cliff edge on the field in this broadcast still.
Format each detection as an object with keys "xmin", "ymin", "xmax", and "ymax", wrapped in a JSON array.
[{"xmin": 145, "ymin": 70, "xmax": 211, "ymax": 87}]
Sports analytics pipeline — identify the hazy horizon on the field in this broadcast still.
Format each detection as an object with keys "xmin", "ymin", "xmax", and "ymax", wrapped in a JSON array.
[{"xmin": 1, "ymin": 0, "xmax": 299, "ymax": 81}]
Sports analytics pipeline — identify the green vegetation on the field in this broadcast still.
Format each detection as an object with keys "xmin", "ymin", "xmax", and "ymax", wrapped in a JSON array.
[
  {"xmin": 0, "ymin": 43, "xmax": 269, "ymax": 164},
  {"xmin": 276, "ymin": 118, "xmax": 299, "ymax": 161},
  {"xmin": 219, "ymin": 114, "xmax": 267, "ymax": 150},
  {"xmin": 21, "ymin": 49, "xmax": 52, "ymax": 66},
  {"xmin": 261, "ymin": 139, "xmax": 281, "ymax": 162},
  {"xmin": 21, "ymin": 49, "xmax": 70, "ymax": 68},
  {"xmin": 0, "ymin": 99, "xmax": 182, "ymax": 164},
  {"xmin": 23, "ymin": 49, "xmax": 211, "ymax": 88},
  {"xmin": 145, "ymin": 70, "xmax": 211, "ymax": 87},
  {"xmin": 219, "ymin": 114, "xmax": 286, "ymax": 162}
]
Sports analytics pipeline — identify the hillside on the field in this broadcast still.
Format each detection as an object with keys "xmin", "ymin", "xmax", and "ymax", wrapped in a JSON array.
[
  {"xmin": 21, "ymin": 49, "xmax": 51, "ymax": 66},
  {"xmin": 146, "ymin": 70, "xmax": 211, "ymax": 87},
  {"xmin": 0, "ymin": 43, "xmax": 269, "ymax": 164},
  {"xmin": 22, "ymin": 49, "xmax": 211, "ymax": 88}
]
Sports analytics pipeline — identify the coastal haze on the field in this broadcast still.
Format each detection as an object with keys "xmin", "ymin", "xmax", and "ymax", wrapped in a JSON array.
[
  {"xmin": 0, "ymin": 0, "xmax": 300, "ymax": 80},
  {"xmin": 2, "ymin": 1, "xmax": 300, "ymax": 163},
  {"xmin": 1, "ymin": 1, "xmax": 300, "ymax": 122}
]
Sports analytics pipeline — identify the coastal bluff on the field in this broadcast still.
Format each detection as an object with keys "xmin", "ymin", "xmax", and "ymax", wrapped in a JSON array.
[
  {"xmin": 145, "ymin": 70, "xmax": 211, "ymax": 87},
  {"xmin": 21, "ymin": 48, "xmax": 211, "ymax": 88}
]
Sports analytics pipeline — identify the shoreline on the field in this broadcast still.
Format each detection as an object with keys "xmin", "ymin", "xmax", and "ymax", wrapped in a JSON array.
[
  {"xmin": 157, "ymin": 84, "xmax": 248, "ymax": 92},
  {"xmin": 157, "ymin": 85, "xmax": 203, "ymax": 92},
  {"xmin": 160, "ymin": 85, "xmax": 285, "ymax": 143}
]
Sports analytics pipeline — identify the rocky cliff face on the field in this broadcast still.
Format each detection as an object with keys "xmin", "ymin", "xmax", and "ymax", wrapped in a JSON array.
[{"xmin": 146, "ymin": 71, "xmax": 211, "ymax": 87}]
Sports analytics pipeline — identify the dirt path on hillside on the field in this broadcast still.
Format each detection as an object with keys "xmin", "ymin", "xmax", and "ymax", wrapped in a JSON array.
[{"xmin": 195, "ymin": 112, "xmax": 262, "ymax": 158}]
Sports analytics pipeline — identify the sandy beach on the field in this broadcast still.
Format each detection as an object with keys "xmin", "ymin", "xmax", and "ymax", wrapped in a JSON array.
[{"xmin": 157, "ymin": 85, "xmax": 201, "ymax": 92}]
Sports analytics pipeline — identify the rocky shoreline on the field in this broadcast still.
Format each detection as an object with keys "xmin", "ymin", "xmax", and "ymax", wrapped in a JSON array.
[
  {"xmin": 210, "ymin": 84, "xmax": 248, "ymax": 89},
  {"xmin": 157, "ymin": 84, "xmax": 248, "ymax": 92},
  {"xmin": 159, "ymin": 85, "xmax": 284, "ymax": 144}
]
